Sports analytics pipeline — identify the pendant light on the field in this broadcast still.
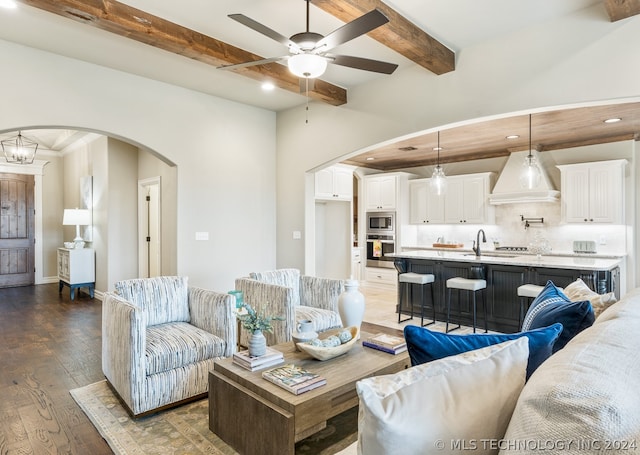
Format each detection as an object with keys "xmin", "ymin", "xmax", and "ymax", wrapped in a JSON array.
[
  {"xmin": 519, "ymin": 114, "xmax": 541, "ymax": 189},
  {"xmin": 430, "ymin": 131, "xmax": 447, "ymax": 196}
]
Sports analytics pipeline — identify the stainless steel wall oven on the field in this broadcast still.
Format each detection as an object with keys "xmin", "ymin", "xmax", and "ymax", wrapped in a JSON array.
[{"xmin": 365, "ymin": 212, "xmax": 396, "ymax": 268}]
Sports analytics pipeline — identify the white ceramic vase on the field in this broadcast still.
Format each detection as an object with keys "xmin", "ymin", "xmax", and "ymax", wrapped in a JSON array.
[
  {"xmin": 248, "ymin": 330, "xmax": 266, "ymax": 357},
  {"xmin": 338, "ymin": 279, "xmax": 365, "ymax": 338}
]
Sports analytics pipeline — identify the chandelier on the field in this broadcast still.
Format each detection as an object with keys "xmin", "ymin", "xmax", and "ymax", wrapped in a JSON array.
[{"xmin": 2, "ymin": 131, "xmax": 39, "ymax": 164}]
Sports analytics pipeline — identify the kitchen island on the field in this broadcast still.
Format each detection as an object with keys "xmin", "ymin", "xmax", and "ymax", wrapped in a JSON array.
[{"xmin": 390, "ymin": 250, "xmax": 621, "ymax": 333}]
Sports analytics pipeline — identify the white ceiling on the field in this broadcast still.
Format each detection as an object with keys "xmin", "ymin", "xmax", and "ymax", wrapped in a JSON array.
[
  {"xmin": 0, "ymin": 0, "xmax": 602, "ymax": 112},
  {"xmin": 0, "ymin": 0, "xmax": 604, "ymax": 152}
]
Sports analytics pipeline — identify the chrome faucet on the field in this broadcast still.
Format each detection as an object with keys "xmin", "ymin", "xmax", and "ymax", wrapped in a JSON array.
[{"xmin": 472, "ymin": 229, "xmax": 487, "ymax": 257}]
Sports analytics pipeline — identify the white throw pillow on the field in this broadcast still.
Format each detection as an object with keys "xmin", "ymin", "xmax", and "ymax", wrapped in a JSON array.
[
  {"xmin": 356, "ymin": 338, "xmax": 529, "ymax": 455},
  {"xmin": 563, "ymin": 278, "xmax": 617, "ymax": 318}
]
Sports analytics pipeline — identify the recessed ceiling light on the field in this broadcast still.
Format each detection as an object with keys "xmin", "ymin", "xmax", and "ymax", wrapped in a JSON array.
[
  {"xmin": 432, "ymin": 147, "xmax": 443, "ymax": 151},
  {"xmin": 506, "ymin": 135, "xmax": 519, "ymax": 139},
  {"xmin": 604, "ymin": 117, "xmax": 621, "ymax": 123},
  {"xmin": 366, "ymin": 157, "xmax": 375, "ymax": 161},
  {"xmin": 0, "ymin": 0, "xmax": 17, "ymax": 9},
  {"xmin": 261, "ymin": 82, "xmax": 275, "ymax": 91}
]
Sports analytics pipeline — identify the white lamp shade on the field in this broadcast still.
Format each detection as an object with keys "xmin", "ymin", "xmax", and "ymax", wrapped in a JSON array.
[
  {"xmin": 63, "ymin": 208, "xmax": 91, "ymax": 226},
  {"xmin": 288, "ymin": 53, "xmax": 327, "ymax": 78}
]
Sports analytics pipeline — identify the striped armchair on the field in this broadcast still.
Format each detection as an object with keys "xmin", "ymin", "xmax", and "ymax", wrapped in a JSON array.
[
  {"xmin": 235, "ymin": 269, "xmax": 344, "ymax": 346},
  {"xmin": 101, "ymin": 276, "xmax": 236, "ymax": 417}
]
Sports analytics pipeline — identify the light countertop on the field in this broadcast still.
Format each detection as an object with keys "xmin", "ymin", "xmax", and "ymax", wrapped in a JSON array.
[{"xmin": 390, "ymin": 249, "xmax": 622, "ymax": 271}]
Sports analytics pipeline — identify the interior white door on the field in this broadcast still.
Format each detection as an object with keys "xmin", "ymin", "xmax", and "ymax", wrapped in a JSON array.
[{"xmin": 138, "ymin": 177, "xmax": 161, "ymax": 278}]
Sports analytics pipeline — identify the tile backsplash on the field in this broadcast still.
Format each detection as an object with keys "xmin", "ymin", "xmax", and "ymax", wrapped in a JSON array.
[{"xmin": 402, "ymin": 201, "xmax": 627, "ymax": 256}]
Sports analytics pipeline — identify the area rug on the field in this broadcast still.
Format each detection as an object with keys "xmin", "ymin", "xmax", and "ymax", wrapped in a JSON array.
[{"xmin": 70, "ymin": 380, "xmax": 357, "ymax": 455}]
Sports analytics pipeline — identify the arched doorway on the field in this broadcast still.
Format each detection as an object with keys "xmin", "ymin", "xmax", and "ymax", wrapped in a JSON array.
[{"xmin": 0, "ymin": 127, "xmax": 177, "ymax": 291}]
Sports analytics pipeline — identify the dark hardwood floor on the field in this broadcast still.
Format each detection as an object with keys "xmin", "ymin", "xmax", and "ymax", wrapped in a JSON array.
[{"xmin": 0, "ymin": 283, "xmax": 111, "ymax": 455}]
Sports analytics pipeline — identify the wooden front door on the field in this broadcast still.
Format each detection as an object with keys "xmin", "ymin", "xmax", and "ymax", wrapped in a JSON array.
[{"xmin": 0, "ymin": 173, "xmax": 35, "ymax": 287}]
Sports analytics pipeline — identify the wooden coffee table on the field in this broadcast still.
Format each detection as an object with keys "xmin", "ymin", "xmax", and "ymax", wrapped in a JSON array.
[{"xmin": 209, "ymin": 330, "xmax": 410, "ymax": 455}]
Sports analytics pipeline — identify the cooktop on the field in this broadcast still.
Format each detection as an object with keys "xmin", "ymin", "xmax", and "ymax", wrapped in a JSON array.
[{"xmin": 495, "ymin": 246, "xmax": 528, "ymax": 252}]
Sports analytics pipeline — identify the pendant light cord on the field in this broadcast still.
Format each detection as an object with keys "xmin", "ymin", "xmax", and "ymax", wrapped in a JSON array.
[
  {"xmin": 305, "ymin": 78, "xmax": 309, "ymax": 124},
  {"xmin": 528, "ymin": 114, "xmax": 532, "ymax": 159},
  {"xmin": 436, "ymin": 131, "xmax": 441, "ymax": 167}
]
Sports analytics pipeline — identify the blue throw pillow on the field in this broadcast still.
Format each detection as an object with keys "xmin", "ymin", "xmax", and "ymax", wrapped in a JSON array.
[
  {"xmin": 522, "ymin": 280, "xmax": 595, "ymax": 352},
  {"xmin": 404, "ymin": 323, "xmax": 562, "ymax": 379}
]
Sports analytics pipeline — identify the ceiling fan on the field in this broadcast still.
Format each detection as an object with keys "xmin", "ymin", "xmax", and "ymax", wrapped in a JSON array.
[{"xmin": 219, "ymin": 0, "xmax": 398, "ymax": 84}]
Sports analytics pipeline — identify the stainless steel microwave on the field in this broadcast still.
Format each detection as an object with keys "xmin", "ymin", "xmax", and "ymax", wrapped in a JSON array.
[{"xmin": 366, "ymin": 211, "xmax": 395, "ymax": 234}]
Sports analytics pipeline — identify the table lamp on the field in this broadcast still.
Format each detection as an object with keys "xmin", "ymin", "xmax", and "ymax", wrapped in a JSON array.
[{"xmin": 63, "ymin": 208, "xmax": 91, "ymax": 248}]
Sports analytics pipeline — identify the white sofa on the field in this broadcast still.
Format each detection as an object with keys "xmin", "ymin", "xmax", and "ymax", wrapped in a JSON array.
[{"xmin": 339, "ymin": 287, "xmax": 640, "ymax": 454}]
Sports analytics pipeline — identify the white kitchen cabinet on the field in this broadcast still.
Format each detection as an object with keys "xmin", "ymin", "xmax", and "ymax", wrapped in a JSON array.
[
  {"xmin": 444, "ymin": 173, "xmax": 494, "ymax": 224},
  {"xmin": 351, "ymin": 247, "xmax": 363, "ymax": 281},
  {"xmin": 365, "ymin": 175, "xmax": 397, "ymax": 211},
  {"xmin": 409, "ymin": 179, "xmax": 445, "ymax": 224},
  {"xmin": 365, "ymin": 266, "xmax": 397, "ymax": 289},
  {"xmin": 558, "ymin": 160, "xmax": 626, "ymax": 224},
  {"xmin": 315, "ymin": 165, "xmax": 353, "ymax": 201},
  {"xmin": 57, "ymin": 247, "xmax": 95, "ymax": 300}
]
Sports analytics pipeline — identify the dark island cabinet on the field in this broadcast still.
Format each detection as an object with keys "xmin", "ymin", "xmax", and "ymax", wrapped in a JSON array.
[
  {"xmin": 485, "ymin": 265, "xmax": 528, "ymax": 333},
  {"xmin": 395, "ymin": 258, "xmax": 618, "ymax": 334}
]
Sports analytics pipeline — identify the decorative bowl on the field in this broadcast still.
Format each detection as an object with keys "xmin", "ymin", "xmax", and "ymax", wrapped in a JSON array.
[
  {"xmin": 64, "ymin": 242, "xmax": 75, "ymax": 249},
  {"xmin": 291, "ymin": 329, "xmax": 319, "ymax": 351},
  {"xmin": 296, "ymin": 326, "xmax": 359, "ymax": 361}
]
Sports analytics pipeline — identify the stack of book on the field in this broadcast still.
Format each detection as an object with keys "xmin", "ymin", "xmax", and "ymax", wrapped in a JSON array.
[
  {"xmin": 362, "ymin": 332, "xmax": 407, "ymax": 355},
  {"xmin": 233, "ymin": 347, "xmax": 284, "ymax": 371},
  {"xmin": 262, "ymin": 364, "xmax": 326, "ymax": 395}
]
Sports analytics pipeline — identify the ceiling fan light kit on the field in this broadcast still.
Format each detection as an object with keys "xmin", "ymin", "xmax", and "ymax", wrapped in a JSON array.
[{"xmin": 288, "ymin": 53, "xmax": 327, "ymax": 78}]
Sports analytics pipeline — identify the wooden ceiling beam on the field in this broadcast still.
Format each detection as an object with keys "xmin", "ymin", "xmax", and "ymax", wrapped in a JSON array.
[
  {"xmin": 604, "ymin": 0, "xmax": 640, "ymax": 21},
  {"xmin": 18, "ymin": 0, "xmax": 347, "ymax": 106},
  {"xmin": 311, "ymin": 0, "xmax": 455, "ymax": 75}
]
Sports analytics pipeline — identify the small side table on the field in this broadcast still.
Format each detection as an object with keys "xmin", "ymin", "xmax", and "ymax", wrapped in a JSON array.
[
  {"xmin": 58, "ymin": 281, "xmax": 95, "ymax": 300},
  {"xmin": 57, "ymin": 247, "xmax": 95, "ymax": 301}
]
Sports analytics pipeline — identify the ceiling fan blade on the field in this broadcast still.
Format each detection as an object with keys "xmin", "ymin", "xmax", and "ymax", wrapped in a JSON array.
[
  {"xmin": 218, "ymin": 56, "xmax": 286, "ymax": 71},
  {"xmin": 228, "ymin": 14, "xmax": 300, "ymax": 52},
  {"xmin": 313, "ymin": 9, "xmax": 389, "ymax": 53},
  {"xmin": 299, "ymin": 77, "xmax": 316, "ymax": 93},
  {"xmin": 329, "ymin": 54, "xmax": 398, "ymax": 74}
]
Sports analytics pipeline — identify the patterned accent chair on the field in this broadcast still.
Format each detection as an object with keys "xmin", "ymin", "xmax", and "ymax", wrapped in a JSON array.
[
  {"xmin": 235, "ymin": 269, "xmax": 344, "ymax": 346},
  {"xmin": 101, "ymin": 276, "xmax": 236, "ymax": 417}
]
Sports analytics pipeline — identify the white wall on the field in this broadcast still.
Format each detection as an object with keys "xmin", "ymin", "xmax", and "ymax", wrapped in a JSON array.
[
  {"xmin": 315, "ymin": 201, "xmax": 351, "ymax": 279},
  {"xmin": 40, "ymin": 153, "xmax": 64, "ymax": 277},
  {"xmin": 105, "ymin": 138, "xmax": 139, "ymax": 289},
  {"xmin": 275, "ymin": 5, "xmax": 640, "ymax": 285},
  {"xmin": 0, "ymin": 39, "xmax": 277, "ymax": 292}
]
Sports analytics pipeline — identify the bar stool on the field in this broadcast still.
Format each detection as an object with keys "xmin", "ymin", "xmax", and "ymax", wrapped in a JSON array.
[
  {"xmin": 517, "ymin": 284, "xmax": 563, "ymax": 326},
  {"xmin": 517, "ymin": 284, "xmax": 543, "ymax": 327},
  {"xmin": 446, "ymin": 277, "xmax": 487, "ymax": 333},
  {"xmin": 398, "ymin": 272, "xmax": 436, "ymax": 326}
]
